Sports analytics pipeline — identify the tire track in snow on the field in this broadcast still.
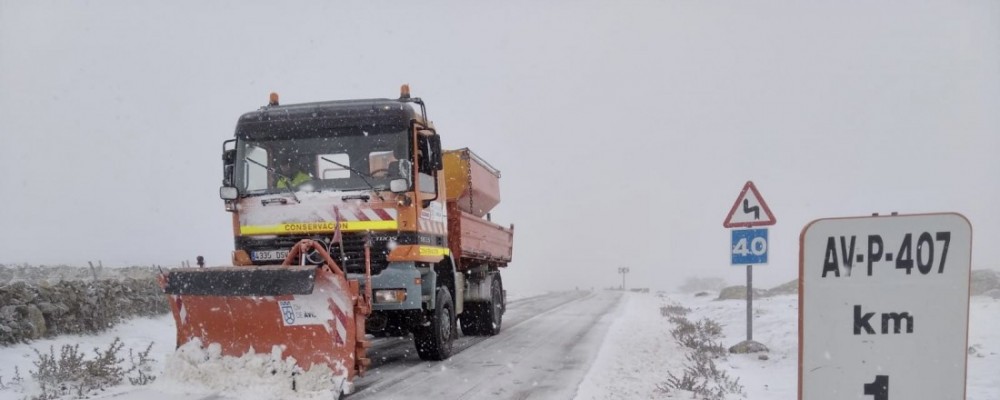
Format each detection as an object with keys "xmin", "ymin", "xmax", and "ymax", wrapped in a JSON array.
[{"xmin": 349, "ymin": 290, "xmax": 622, "ymax": 400}]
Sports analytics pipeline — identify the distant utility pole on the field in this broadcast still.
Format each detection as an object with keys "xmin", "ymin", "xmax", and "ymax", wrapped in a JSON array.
[{"xmin": 618, "ymin": 267, "xmax": 630, "ymax": 290}]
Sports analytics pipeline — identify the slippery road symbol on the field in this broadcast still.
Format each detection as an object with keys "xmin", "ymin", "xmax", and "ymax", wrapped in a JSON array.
[{"xmin": 743, "ymin": 198, "xmax": 760, "ymax": 220}]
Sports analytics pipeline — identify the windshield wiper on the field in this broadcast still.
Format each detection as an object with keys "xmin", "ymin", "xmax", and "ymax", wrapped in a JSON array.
[
  {"xmin": 319, "ymin": 156, "xmax": 385, "ymax": 201},
  {"xmin": 245, "ymin": 157, "xmax": 301, "ymax": 204}
]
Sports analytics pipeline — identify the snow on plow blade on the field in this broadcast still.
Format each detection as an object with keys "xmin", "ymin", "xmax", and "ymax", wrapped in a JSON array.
[{"xmin": 159, "ymin": 242, "xmax": 371, "ymax": 389}]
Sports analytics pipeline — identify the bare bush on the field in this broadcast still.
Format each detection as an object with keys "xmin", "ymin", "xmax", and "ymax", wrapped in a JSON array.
[
  {"xmin": 126, "ymin": 342, "xmax": 157, "ymax": 385},
  {"xmin": 660, "ymin": 304, "xmax": 691, "ymax": 317},
  {"xmin": 0, "ymin": 366, "xmax": 25, "ymax": 391},
  {"xmin": 663, "ymin": 314, "xmax": 744, "ymax": 399},
  {"xmin": 670, "ymin": 317, "xmax": 726, "ymax": 358},
  {"xmin": 28, "ymin": 337, "xmax": 155, "ymax": 399},
  {"xmin": 666, "ymin": 352, "xmax": 744, "ymax": 400}
]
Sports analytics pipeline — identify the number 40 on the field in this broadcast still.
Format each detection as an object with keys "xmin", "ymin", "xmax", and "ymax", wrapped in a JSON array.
[{"xmin": 733, "ymin": 236, "xmax": 767, "ymax": 257}]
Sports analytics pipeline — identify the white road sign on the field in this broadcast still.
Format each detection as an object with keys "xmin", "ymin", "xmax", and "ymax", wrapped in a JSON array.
[{"xmin": 799, "ymin": 213, "xmax": 972, "ymax": 400}]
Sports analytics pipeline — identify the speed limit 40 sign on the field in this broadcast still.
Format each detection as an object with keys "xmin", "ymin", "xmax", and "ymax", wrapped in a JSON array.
[
  {"xmin": 732, "ymin": 228, "xmax": 768, "ymax": 265},
  {"xmin": 799, "ymin": 213, "xmax": 972, "ymax": 400}
]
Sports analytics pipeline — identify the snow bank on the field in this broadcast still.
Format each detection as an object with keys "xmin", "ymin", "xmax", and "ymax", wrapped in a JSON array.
[
  {"xmin": 574, "ymin": 292, "xmax": 686, "ymax": 399},
  {"xmin": 155, "ymin": 339, "xmax": 349, "ymax": 400},
  {"xmin": 684, "ymin": 293, "xmax": 1000, "ymax": 400},
  {"xmin": 575, "ymin": 291, "xmax": 999, "ymax": 400}
]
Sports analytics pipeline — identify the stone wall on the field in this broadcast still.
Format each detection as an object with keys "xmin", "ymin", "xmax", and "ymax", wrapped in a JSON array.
[{"xmin": 0, "ymin": 265, "xmax": 168, "ymax": 345}]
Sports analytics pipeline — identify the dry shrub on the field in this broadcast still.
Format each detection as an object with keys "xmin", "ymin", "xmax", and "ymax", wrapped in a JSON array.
[
  {"xmin": 28, "ymin": 338, "xmax": 155, "ymax": 399},
  {"xmin": 662, "ymin": 315, "xmax": 744, "ymax": 399}
]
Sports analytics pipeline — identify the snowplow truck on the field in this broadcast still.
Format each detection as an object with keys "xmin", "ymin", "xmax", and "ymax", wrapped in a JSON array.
[{"xmin": 160, "ymin": 86, "xmax": 514, "ymax": 392}]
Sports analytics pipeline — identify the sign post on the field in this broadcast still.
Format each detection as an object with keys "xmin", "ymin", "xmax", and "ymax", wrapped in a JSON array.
[
  {"xmin": 799, "ymin": 213, "xmax": 972, "ymax": 400},
  {"xmin": 618, "ymin": 267, "xmax": 630, "ymax": 290},
  {"xmin": 723, "ymin": 181, "xmax": 775, "ymax": 353}
]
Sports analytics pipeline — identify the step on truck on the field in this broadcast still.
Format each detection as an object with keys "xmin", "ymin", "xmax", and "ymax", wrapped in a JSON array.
[{"xmin": 159, "ymin": 86, "xmax": 514, "ymax": 395}]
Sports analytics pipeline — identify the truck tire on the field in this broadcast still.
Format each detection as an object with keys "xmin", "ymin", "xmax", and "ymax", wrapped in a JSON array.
[
  {"xmin": 459, "ymin": 275, "xmax": 504, "ymax": 336},
  {"xmin": 484, "ymin": 276, "xmax": 504, "ymax": 335},
  {"xmin": 414, "ymin": 287, "xmax": 455, "ymax": 360},
  {"xmin": 459, "ymin": 303, "xmax": 484, "ymax": 336}
]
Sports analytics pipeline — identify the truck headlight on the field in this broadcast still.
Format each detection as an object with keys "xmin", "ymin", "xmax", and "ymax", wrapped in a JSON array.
[{"xmin": 374, "ymin": 289, "xmax": 407, "ymax": 303}]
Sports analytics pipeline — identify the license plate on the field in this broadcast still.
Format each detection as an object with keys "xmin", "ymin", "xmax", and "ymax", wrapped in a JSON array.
[{"xmin": 251, "ymin": 249, "xmax": 289, "ymax": 261}]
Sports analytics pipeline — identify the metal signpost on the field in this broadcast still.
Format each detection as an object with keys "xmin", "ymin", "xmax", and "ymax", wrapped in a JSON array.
[
  {"xmin": 799, "ymin": 213, "xmax": 972, "ymax": 400},
  {"xmin": 723, "ymin": 181, "xmax": 776, "ymax": 349},
  {"xmin": 618, "ymin": 267, "xmax": 630, "ymax": 290}
]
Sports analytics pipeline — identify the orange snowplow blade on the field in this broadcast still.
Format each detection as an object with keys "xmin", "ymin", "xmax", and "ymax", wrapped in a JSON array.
[{"xmin": 159, "ymin": 240, "xmax": 371, "ymax": 385}]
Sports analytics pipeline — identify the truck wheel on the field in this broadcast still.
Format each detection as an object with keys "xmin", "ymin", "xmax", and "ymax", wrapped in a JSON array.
[
  {"xmin": 484, "ymin": 276, "xmax": 504, "ymax": 335},
  {"xmin": 414, "ymin": 287, "xmax": 455, "ymax": 360},
  {"xmin": 459, "ymin": 303, "xmax": 484, "ymax": 336},
  {"xmin": 460, "ymin": 275, "xmax": 504, "ymax": 336}
]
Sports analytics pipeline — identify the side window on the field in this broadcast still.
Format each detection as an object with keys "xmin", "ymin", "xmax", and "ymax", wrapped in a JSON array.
[
  {"xmin": 318, "ymin": 153, "xmax": 350, "ymax": 179},
  {"xmin": 416, "ymin": 134, "xmax": 437, "ymax": 194},
  {"xmin": 419, "ymin": 172, "xmax": 435, "ymax": 194},
  {"xmin": 417, "ymin": 136, "xmax": 431, "ymax": 174},
  {"xmin": 246, "ymin": 146, "xmax": 269, "ymax": 191}
]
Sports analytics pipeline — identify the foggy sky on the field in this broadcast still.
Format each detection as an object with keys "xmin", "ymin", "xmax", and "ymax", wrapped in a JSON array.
[{"xmin": 1, "ymin": 0, "xmax": 998, "ymax": 293}]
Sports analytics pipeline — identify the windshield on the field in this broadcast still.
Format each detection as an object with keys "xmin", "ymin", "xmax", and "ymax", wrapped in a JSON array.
[{"xmin": 233, "ymin": 128, "xmax": 410, "ymax": 195}]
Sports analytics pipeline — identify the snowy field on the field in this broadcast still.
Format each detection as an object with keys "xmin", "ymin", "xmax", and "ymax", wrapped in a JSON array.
[
  {"xmin": 578, "ymin": 292, "xmax": 1000, "ymax": 400},
  {"xmin": 0, "ymin": 291, "xmax": 997, "ymax": 399}
]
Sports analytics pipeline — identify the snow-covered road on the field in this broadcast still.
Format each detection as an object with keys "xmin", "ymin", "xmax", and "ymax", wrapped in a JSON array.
[{"xmin": 353, "ymin": 290, "xmax": 622, "ymax": 399}]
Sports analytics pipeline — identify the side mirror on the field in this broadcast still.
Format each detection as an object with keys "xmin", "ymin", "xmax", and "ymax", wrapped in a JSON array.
[
  {"xmin": 223, "ymin": 164, "xmax": 234, "ymax": 186},
  {"xmin": 389, "ymin": 179, "xmax": 409, "ymax": 193},
  {"xmin": 222, "ymin": 141, "xmax": 236, "ymax": 186},
  {"xmin": 220, "ymin": 186, "xmax": 238, "ymax": 200},
  {"xmin": 418, "ymin": 132, "xmax": 443, "ymax": 173},
  {"xmin": 390, "ymin": 159, "xmax": 413, "ymax": 193},
  {"xmin": 428, "ymin": 134, "xmax": 443, "ymax": 171},
  {"xmin": 223, "ymin": 148, "xmax": 236, "ymax": 164}
]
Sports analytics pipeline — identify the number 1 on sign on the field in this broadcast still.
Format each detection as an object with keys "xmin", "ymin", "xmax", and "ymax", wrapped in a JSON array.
[{"xmin": 863, "ymin": 375, "xmax": 889, "ymax": 400}]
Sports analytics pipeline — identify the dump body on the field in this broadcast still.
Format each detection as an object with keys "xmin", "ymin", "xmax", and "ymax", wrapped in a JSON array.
[
  {"xmin": 446, "ymin": 203, "xmax": 513, "ymax": 267},
  {"xmin": 443, "ymin": 148, "xmax": 514, "ymax": 269}
]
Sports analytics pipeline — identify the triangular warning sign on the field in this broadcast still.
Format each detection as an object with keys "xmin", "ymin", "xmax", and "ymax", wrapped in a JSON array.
[{"xmin": 723, "ymin": 181, "xmax": 776, "ymax": 228}]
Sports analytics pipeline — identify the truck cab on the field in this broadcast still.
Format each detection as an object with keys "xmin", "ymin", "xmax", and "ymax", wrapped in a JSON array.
[{"xmin": 218, "ymin": 87, "xmax": 513, "ymax": 360}]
